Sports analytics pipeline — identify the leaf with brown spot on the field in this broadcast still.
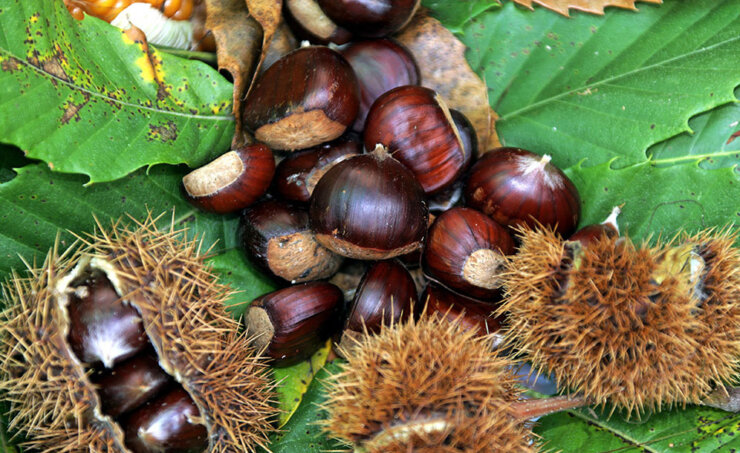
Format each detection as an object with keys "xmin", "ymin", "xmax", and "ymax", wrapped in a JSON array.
[
  {"xmin": 205, "ymin": 0, "xmax": 263, "ymax": 147},
  {"xmin": 396, "ymin": 11, "xmax": 497, "ymax": 151},
  {"xmin": 513, "ymin": 0, "xmax": 662, "ymax": 16}
]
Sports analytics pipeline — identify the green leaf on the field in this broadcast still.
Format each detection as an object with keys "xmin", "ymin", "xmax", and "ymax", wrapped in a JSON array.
[
  {"xmin": 421, "ymin": 0, "xmax": 499, "ymax": 35},
  {"xmin": 0, "ymin": 144, "xmax": 30, "ymax": 183},
  {"xmin": 0, "ymin": 0, "xmax": 235, "ymax": 183},
  {"xmin": 461, "ymin": 0, "xmax": 740, "ymax": 169},
  {"xmin": 208, "ymin": 249, "xmax": 278, "ymax": 319}
]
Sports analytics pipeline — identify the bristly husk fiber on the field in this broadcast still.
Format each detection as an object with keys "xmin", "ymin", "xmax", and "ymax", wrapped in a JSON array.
[
  {"xmin": 0, "ymin": 213, "xmax": 277, "ymax": 452},
  {"xmin": 499, "ymin": 226, "xmax": 740, "ymax": 417},
  {"xmin": 322, "ymin": 314, "xmax": 536, "ymax": 452}
]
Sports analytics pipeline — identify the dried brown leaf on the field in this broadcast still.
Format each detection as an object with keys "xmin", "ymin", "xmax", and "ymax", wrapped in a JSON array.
[
  {"xmin": 260, "ymin": 21, "xmax": 298, "ymax": 74},
  {"xmin": 245, "ymin": 0, "xmax": 284, "ymax": 92},
  {"xmin": 396, "ymin": 11, "xmax": 497, "ymax": 151},
  {"xmin": 513, "ymin": 0, "xmax": 662, "ymax": 17}
]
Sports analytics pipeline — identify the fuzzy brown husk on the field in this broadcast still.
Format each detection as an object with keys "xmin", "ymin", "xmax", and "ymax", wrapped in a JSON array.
[
  {"xmin": 322, "ymin": 314, "xmax": 536, "ymax": 452},
  {"xmin": 0, "ymin": 214, "xmax": 276, "ymax": 452},
  {"xmin": 499, "ymin": 227, "xmax": 740, "ymax": 417}
]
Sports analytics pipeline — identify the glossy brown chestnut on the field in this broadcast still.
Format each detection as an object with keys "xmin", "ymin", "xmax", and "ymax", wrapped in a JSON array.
[
  {"xmin": 340, "ymin": 39, "xmax": 420, "ymax": 132},
  {"xmin": 90, "ymin": 352, "xmax": 172, "ymax": 418},
  {"xmin": 273, "ymin": 138, "xmax": 361, "ymax": 203},
  {"xmin": 568, "ymin": 206, "xmax": 621, "ymax": 246},
  {"xmin": 246, "ymin": 282, "xmax": 344, "ymax": 366},
  {"xmin": 338, "ymin": 260, "xmax": 418, "ymax": 353},
  {"xmin": 181, "ymin": 144, "xmax": 275, "ymax": 214},
  {"xmin": 242, "ymin": 46, "xmax": 360, "ymax": 151},
  {"xmin": 122, "ymin": 387, "xmax": 208, "ymax": 453},
  {"xmin": 284, "ymin": 0, "xmax": 353, "ymax": 45},
  {"xmin": 67, "ymin": 274, "xmax": 148, "ymax": 368},
  {"xmin": 309, "ymin": 145, "xmax": 429, "ymax": 260},
  {"xmin": 464, "ymin": 147, "xmax": 582, "ymax": 237},
  {"xmin": 449, "ymin": 108, "xmax": 478, "ymax": 169},
  {"xmin": 239, "ymin": 200, "xmax": 343, "ymax": 283},
  {"xmin": 422, "ymin": 283, "xmax": 502, "ymax": 338},
  {"xmin": 364, "ymin": 85, "xmax": 466, "ymax": 194},
  {"xmin": 422, "ymin": 207, "xmax": 514, "ymax": 300},
  {"xmin": 316, "ymin": 0, "xmax": 420, "ymax": 37}
]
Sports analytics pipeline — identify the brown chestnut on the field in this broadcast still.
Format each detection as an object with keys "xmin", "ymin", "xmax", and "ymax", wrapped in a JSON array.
[
  {"xmin": 239, "ymin": 200, "xmax": 343, "ymax": 283},
  {"xmin": 422, "ymin": 283, "xmax": 502, "ymax": 338},
  {"xmin": 449, "ymin": 108, "xmax": 478, "ymax": 169},
  {"xmin": 242, "ymin": 46, "xmax": 360, "ymax": 151},
  {"xmin": 316, "ymin": 0, "xmax": 420, "ymax": 37},
  {"xmin": 122, "ymin": 387, "xmax": 208, "ymax": 453},
  {"xmin": 338, "ymin": 260, "xmax": 418, "ymax": 352},
  {"xmin": 284, "ymin": 0, "xmax": 353, "ymax": 45},
  {"xmin": 309, "ymin": 145, "xmax": 429, "ymax": 260},
  {"xmin": 464, "ymin": 147, "xmax": 582, "ymax": 237},
  {"xmin": 67, "ymin": 274, "xmax": 148, "ymax": 368},
  {"xmin": 364, "ymin": 85, "xmax": 466, "ymax": 194},
  {"xmin": 568, "ymin": 206, "xmax": 621, "ymax": 246},
  {"xmin": 181, "ymin": 144, "xmax": 275, "ymax": 214},
  {"xmin": 422, "ymin": 207, "xmax": 514, "ymax": 300},
  {"xmin": 246, "ymin": 282, "xmax": 344, "ymax": 366},
  {"xmin": 273, "ymin": 138, "xmax": 361, "ymax": 203},
  {"xmin": 340, "ymin": 39, "xmax": 420, "ymax": 132},
  {"xmin": 90, "ymin": 351, "xmax": 172, "ymax": 418}
]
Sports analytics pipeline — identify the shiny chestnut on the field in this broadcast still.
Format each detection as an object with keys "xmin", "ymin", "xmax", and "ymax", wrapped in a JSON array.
[
  {"xmin": 243, "ymin": 46, "xmax": 359, "ymax": 151},
  {"xmin": 464, "ymin": 147, "xmax": 582, "ymax": 237},
  {"xmin": 423, "ymin": 207, "xmax": 514, "ymax": 300},
  {"xmin": 316, "ymin": 0, "xmax": 420, "ymax": 37},
  {"xmin": 273, "ymin": 138, "xmax": 361, "ymax": 203},
  {"xmin": 309, "ymin": 145, "xmax": 429, "ymax": 260},
  {"xmin": 239, "ymin": 200, "xmax": 343, "ymax": 283},
  {"xmin": 340, "ymin": 39, "xmax": 420, "ymax": 132},
  {"xmin": 422, "ymin": 283, "xmax": 502, "ymax": 338},
  {"xmin": 182, "ymin": 144, "xmax": 275, "ymax": 214},
  {"xmin": 246, "ymin": 282, "xmax": 344, "ymax": 366},
  {"xmin": 569, "ymin": 206, "xmax": 621, "ymax": 246},
  {"xmin": 284, "ymin": 0, "xmax": 352, "ymax": 45},
  {"xmin": 364, "ymin": 85, "xmax": 466, "ymax": 194}
]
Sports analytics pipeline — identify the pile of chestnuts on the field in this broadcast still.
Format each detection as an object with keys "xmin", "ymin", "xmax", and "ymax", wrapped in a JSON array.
[{"xmin": 181, "ymin": 6, "xmax": 588, "ymax": 367}]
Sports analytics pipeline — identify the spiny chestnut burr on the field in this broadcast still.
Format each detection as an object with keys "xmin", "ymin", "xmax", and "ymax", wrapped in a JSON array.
[
  {"xmin": 422, "ymin": 283, "xmax": 502, "ymax": 338},
  {"xmin": 309, "ymin": 145, "xmax": 429, "ymax": 260},
  {"xmin": 338, "ymin": 260, "xmax": 418, "ymax": 354},
  {"xmin": 273, "ymin": 137, "xmax": 361, "ymax": 203},
  {"xmin": 464, "ymin": 147, "xmax": 581, "ymax": 237},
  {"xmin": 284, "ymin": 0, "xmax": 353, "ymax": 45},
  {"xmin": 315, "ymin": 0, "xmax": 420, "ymax": 38},
  {"xmin": 122, "ymin": 387, "xmax": 208, "ymax": 453},
  {"xmin": 182, "ymin": 144, "xmax": 275, "ymax": 214},
  {"xmin": 239, "ymin": 199, "xmax": 343, "ymax": 283},
  {"xmin": 340, "ymin": 39, "xmax": 420, "ymax": 132},
  {"xmin": 423, "ymin": 207, "xmax": 514, "ymax": 301},
  {"xmin": 242, "ymin": 46, "xmax": 360, "ymax": 151},
  {"xmin": 569, "ymin": 206, "xmax": 621, "ymax": 246},
  {"xmin": 246, "ymin": 282, "xmax": 344, "ymax": 366},
  {"xmin": 67, "ymin": 274, "xmax": 148, "ymax": 368},
  {"xmin": 364, "ymin": 85, "xmax": 467, "ymax": 194}
]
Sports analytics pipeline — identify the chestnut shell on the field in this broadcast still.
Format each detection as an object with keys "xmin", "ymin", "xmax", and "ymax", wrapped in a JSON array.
[
  {"xmin": 422, "ymin": 283, "xmax": 501, "ymax": 337},
  {"xmin": 316, "ymin": 0, "xmax": 420, "ymax": 37}
]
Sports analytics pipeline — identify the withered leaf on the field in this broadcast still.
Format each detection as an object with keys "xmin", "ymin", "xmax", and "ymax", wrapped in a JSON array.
[
  {"xmin": 513, "ymin": 0, "xmax": 662, "ymax": 16},
  {"xmin": 261, "ymin": 21, "xmax": 298, "ymax": 74},
  {"xmin": 205, "ymin": 0, "xmax": 263, "ymax": 147},
  {"xmin": 396, "ymin": 11, "xmax": 498, "ymax": 151},
  {"xmin": 245, "ymin": 0, "xmax": 284, "ymax": 93}
]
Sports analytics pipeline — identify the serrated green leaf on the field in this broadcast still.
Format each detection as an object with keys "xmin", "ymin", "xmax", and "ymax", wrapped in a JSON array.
[
  {"xmin": 0, "ymin": 0, "xmax": 235, "ymax": 183},
  {"xmin": 461, "ymin": 0, "xmax": 740, "ymax": 169},
  {"xmin": 421, "ymin": 0, "xmax": 500, "ymax": 35}
]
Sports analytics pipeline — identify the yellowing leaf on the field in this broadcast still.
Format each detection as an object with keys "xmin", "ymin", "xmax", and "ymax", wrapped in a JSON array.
[{"xmin": 513, "ymin": 0, "xmax": 662, "ymax": 17}]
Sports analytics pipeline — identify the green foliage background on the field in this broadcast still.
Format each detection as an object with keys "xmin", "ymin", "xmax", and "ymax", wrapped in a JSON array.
[{"xmin": 0, "ymin": 0, "xmax": 738, "ymax": 451}]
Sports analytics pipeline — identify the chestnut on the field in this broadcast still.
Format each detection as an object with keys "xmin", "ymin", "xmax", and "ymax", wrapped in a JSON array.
[
  {"xmin": 284, "ymin": 0, "xmax": 353, "ymax": 45},
  {"xmin": 309, "ymin": 145, "xmax": 429, "ymax": 260},
  {"xmin": 364, "ymin": 85, "xmax": 466, "ymax": 194},
  {"xmin": 338, "ymin": 260, "xmax": 418, "ymax": 353},
  {"xmin": 90, "ymin": 352, "xmax": 172, "ymax": 418},
  {"xmin": 464, "ymin": 147, "xmax": 582, "ymax": 237},
  {"xmin": 339, "ymin": 39, "xmax": 420, "ymax": 132},
  {"xmin": 121, "ymin": 387, "xmax": 208, "ymax": 453},
  {"xmin": 273, "ymin": 138, "xmax": 361, "ymax": 203},
  {"xmin": 449, "ymin": 108, "xmax": 478, "ymax": 169},
  {"xmin": 569, "ymin": 206, "xmax": 621, "ymax": 246},
  {"xmin": 246, "ymin": 282, "xmax": 344, "ymax": 366},
  {"xmin": 422, "ymin": 283, "xmax": 502, "ymax": 338},
  {"xmin": 422, "ymin": 207, "xmax": 514, "ymax": 301},
  {"xmin": 67, "ymin": 274, "xmax": 148, "ymax": 368},
  {"xmin": 242, "ymin": 46, "xmax": 360, "ymax": 151},
  {"xmin": 315, "ymin": 0, "xmax": 420, "ymax": 37},
  {"xmin": 239, "ymin": 200, "xmax": 343, "ymax": 283},
  {"xmin": 181, "ymin": 144, "xmax": 275, "ymax": 214}
]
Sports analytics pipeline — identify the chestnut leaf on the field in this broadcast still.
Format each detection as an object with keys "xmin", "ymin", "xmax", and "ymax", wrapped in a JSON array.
[
  {"xmin": 0, "ymin": 0, "xmax": 235, "ymax": 184},
  {"xmin": 513, "ymin": 0, "xmax": 661, "ymax": 17}
]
